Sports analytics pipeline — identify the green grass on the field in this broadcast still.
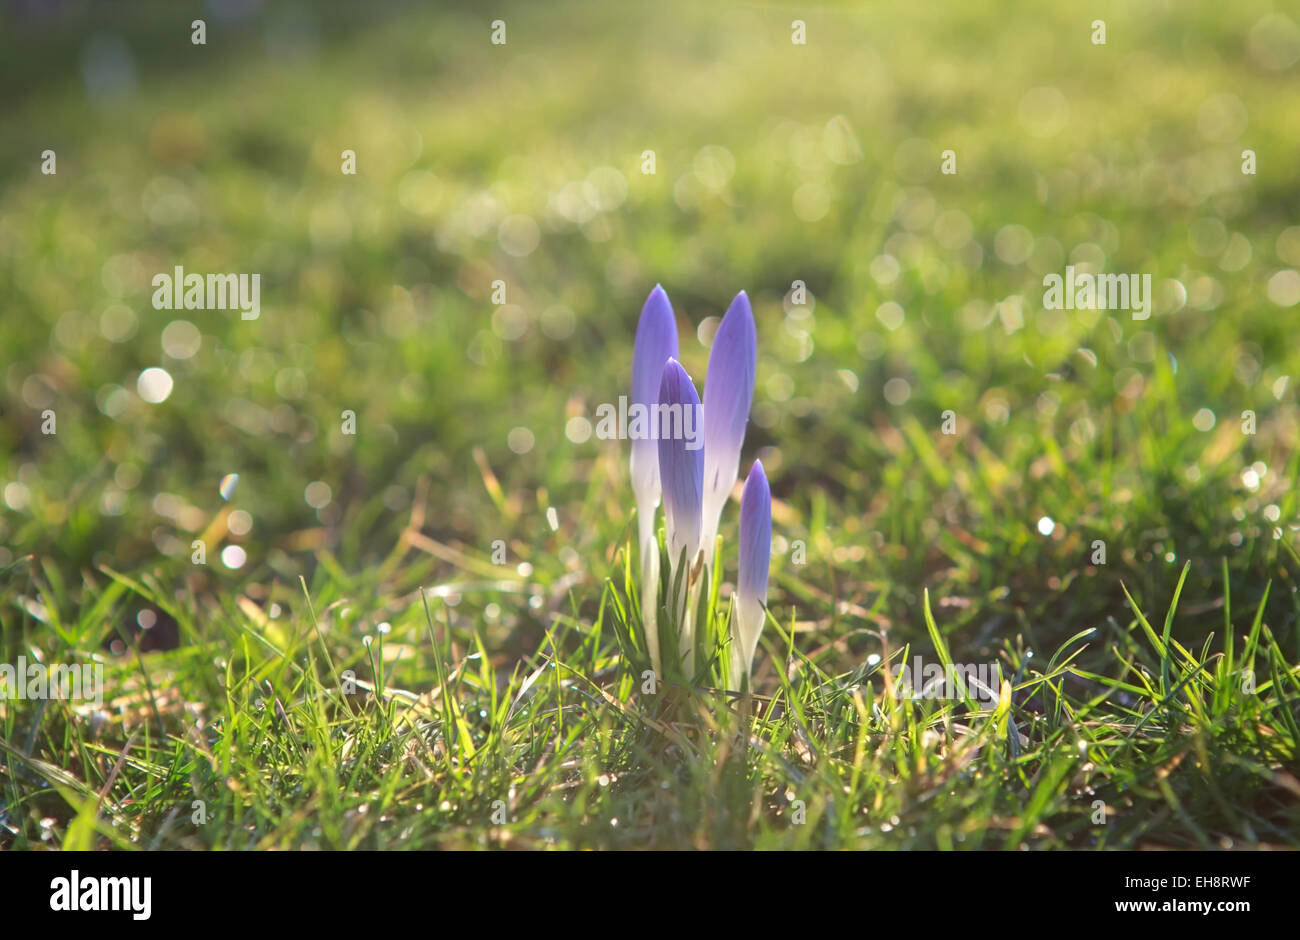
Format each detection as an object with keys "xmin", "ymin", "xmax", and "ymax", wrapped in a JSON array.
[{"xmin": 1, "ymin": 0, "xmax": 1299, "ymax": 849}]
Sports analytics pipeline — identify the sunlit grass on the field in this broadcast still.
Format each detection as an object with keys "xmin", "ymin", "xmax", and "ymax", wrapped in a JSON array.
[{"xmin": 1, "ymin": 0, "xmax": 1298, "ymax": 849}]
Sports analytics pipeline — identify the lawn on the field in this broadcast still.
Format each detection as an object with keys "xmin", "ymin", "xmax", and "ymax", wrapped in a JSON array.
[{"xmin": 1, "ymin": 0, "xmax": 1299, "ymax": 850}]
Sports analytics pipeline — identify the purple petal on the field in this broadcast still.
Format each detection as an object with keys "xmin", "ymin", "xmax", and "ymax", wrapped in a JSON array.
[
  {"xmin": 632, "ymin": 285, "xmax": 679, "ymax": 411},
  {"xmin": 630, "ymin": 286, "xmax": 680, "ymax": 511},
  {"xmin": 738, "ymin": 459, "xmax": 771, "ymax": 605},
  {"xmin": 702, "ymin": 291, "xmax": 757, "ymax": 542},
  {"xmin": 657, "ymin": 358, "xmax": 704, "ymax": 566}
]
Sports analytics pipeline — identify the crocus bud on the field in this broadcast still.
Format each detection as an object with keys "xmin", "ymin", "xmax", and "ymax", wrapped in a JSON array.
[
  {"xmin": 630, "ymin": 285, "xmax": 679, "ymax": 535},
  {"xmin": 630, "ymin": 286, "xmax": 678, "ymax": 676},
  {"xmin": 657, "ymin": 358, "xmax": 704, "ymax": 578},
  {"xmin": 732, "ymin": 459, "xmax": 771, "ymax": 688},
  {"xmin": 701, "ymin": 291, "xmax": 756, "ymax": 555}
]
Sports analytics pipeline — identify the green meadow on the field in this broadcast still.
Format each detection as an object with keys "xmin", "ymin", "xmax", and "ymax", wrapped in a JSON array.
[{"xmin": 1, "ymin": 0, "xmax": 1298, "ymax": 849}]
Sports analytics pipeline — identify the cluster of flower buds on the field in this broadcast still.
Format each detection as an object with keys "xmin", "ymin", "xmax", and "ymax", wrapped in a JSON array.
[{"xmin": 629, "ymin": 285, "xmax": 771, "ymax": 690}]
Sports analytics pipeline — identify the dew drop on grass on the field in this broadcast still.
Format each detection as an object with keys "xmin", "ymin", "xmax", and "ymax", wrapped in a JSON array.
[
  {"xmin": 218, "ymin": 473, "xmax": 240, "ymax": 500},
  {"xmin": 304, "ymin": 481, "xmax": 332, "ymax": 508},
  {"xmin": 565, "ymin": 416, "xmax": 592, "ymax": 443},
  {"xmin": 161, "ymin": 319, "xmax": 202, "ymax": 359},
  {"xmin": 1037, "ymin": 516, "xmax": 1055, "ymax": 536},
  {"xmin": 507, "ymin": 426, "xmax": 535, "ymax": 454},
  {"xmin": 137, "ymin": 367, "xmax": 174, "ymax": 404}
]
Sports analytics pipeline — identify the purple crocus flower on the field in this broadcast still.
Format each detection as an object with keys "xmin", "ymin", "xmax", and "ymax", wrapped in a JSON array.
[
  {"xmin": 630, "ymin": 285, "xmax": 679, "ymax": 530},
  {"xmin": 630, "ymin": 285, "xmax": 679, "ymax": 675},
  {"xmin": 732, "ymin": 459, "xmax": 771, "ymax": 688},
  {"xmin": 701, "ymin": 291, "xmax": 757, "ymax": 557},
  {"xmin": 657, "ymin": 358, "xmax": 704, "ymax": 579}
]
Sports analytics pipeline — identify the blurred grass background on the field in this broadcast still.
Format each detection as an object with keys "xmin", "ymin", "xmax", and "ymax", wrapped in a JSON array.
[{"xmin": 2, "ymin": 0, "xmax": 1299, "ymax": 674}]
